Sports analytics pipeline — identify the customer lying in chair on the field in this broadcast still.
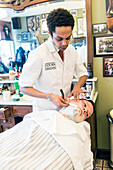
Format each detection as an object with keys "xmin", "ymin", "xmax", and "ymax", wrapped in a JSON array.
[
  {"xmin": 0, "ymin": 99, "xmax": 95, "ymax": 170},
  {"xmin": 59, "ymin": 99, "xmax": 95, "ymax": 123}
]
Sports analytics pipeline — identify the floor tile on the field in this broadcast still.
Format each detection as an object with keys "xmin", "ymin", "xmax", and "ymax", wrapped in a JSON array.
[
  {"xmin": 95, "ymin": 159, "xmax": 104, "ymax": 167},
  {"xmin": 103, "ymin": 160, "xmax": 109, "ymax": 168},
  {"xmin": 94, "ymin": 167, "xmax": 102, "ymax": 170},
  {"xmin": 95, "ymin": 159, "xmax": 113, "ymax": 170}
]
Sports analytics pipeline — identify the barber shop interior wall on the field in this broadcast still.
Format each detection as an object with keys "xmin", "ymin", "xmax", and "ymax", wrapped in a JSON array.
[
  {"xmin": 92, "ymin": 0, "xmax": 113, "ymax": 150},
  {"xmin": 11, "ymin": 6, "xmax": 85, "ymax": 55},
  {"xmin": 11, "ymin": 17, "xmax": 27, "ymax": 53},
  {"xmin": 11, "ymin": 17, "xmax": 49, "ymax": 53}
]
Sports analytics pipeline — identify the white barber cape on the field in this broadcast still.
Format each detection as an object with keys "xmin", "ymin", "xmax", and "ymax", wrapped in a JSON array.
[
  {"xmin": 19, "ymin": 37, "xmax": 88, "ymax": 111},
  {"xmin": 25, "ymin": 111, "xmax": 93, "ymax": 170}
]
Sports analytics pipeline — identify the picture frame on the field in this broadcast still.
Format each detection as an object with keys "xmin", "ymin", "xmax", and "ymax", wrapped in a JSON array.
[
  {"xmin": 103, "ymin": 56, "xmax": 113, "ymax": 77},
  {"xmin": 77, "ymin": 17, "xmax": 84, "ymax": 35},
  {"xmin": 70, "ymin": 10, "xmax": 77, "ymax": 16},
  {"xmin": 30, "ymin": 32, "xmax": 34, "ymax": 40},
  {"xmin": 0, "ymin": 21, "xmax": 13, "ymax": 40},
  {"xmin": 93, "ymin": 23, "xmax": 107, "ymax": 34},
  {"xmin": 94, "ymin": 35, "xmax": 113, "ymax": 57},
  {"xmin": 36, "ymin": 16, "xmax": 40, "ymax": 28},
  {"xmin": 21, "ymin": 31, "xmax": 28, "ymax": 41},
  {"xmin": 41, "ymin": 13, "xmax": 46, "ymax": 19},
  {"xmin": 16, "ymin": 34, "xmax": 21, "ymax": 41},
  {"xmin": 26, "ymin": 16, "xmax": 36, "ymax": 32},
  {"xmin": 41, "ymin": 19, "xmax": 48, "ymax": 34},
  {"xmin": 82, "ymin": 9, "xmax": 86, "ymax": 16}
]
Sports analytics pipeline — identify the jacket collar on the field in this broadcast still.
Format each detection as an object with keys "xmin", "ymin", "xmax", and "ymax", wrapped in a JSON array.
[{"xmin": 47, "ymin": 37, "xmax": 59, "ymax": 53}]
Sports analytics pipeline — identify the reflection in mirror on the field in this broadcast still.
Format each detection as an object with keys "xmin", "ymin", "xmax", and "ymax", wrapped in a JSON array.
[{"xmin": 0, "ymin": 0, "xmax": 87, "ymax": 71}]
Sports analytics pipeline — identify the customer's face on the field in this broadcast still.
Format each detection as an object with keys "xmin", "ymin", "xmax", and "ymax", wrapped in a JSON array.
[
  {"xmin": 69, "ymin": 99, "xmax": 93, "ymax": 119},
  {"xmin": 52, "ymin": 26, "xmax": 72, "ymax": 51},
  {"xmin": 59, "ymin": 99, "xmax": 94, "ymax": 122}
]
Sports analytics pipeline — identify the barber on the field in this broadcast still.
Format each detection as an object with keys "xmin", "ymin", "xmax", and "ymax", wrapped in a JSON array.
[{"xmin": 19, "ymin": 8, "xmax": 88, "ymax": 112}]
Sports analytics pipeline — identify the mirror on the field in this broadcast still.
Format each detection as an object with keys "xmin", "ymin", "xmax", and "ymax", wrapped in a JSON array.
[{"xmin": 0, "ymin": 0, "xmax": 92, "ymax": 70}]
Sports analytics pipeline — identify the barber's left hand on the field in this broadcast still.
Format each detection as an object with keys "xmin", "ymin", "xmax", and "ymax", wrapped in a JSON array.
[{"xmin": 68, "ymin": 84, "xmax": 86, "ymax": 101}]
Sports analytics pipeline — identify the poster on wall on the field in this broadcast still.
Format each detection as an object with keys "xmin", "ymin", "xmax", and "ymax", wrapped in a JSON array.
[
  {"xmin": 70, "ymin": 10, "xmax": 77, "ymax": 16},
  {"xmin": 36, "ymin": 16, "xmax": 40, "ymax": 28},
  {"xmin": 0, "ymin": 21, "xmax": 13, "ymax": 40},
  {"xmin": 16, "ymin": 34, "xmax": 21, "ymax": 41},
  {"xmin": 77, "ymin": 18, "xmax": 84, "ymax": 35},
  {"xmin": 26, "ymin": 16, "xmax": 36, "ymax": 32},
  {"xmin": 41, "ymin": 19, "xmax": 48, "ymax": 34},
  {"xmin": 82, "ymin": 9, "xmax": 86, "ymax": 16},
  {"xmin": 41, "ymin": 13, "xmax": 46, "ymax": 19},
  {"xmin": 21, "ymin": 32, "xmax": 28, "ymax": 41}
]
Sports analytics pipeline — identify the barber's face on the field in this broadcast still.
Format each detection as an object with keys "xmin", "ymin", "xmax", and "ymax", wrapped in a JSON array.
[
  {"xmin": 70, "ymin": 100, "xmax": 93, "ymax": 120},
  {"xmin": 51, "ymin": 26, "xmax": 72, "ymax": 51}
]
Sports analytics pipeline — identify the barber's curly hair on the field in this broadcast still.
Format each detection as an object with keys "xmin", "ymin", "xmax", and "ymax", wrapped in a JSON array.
[{"xmin": 46, "ymin": 8, "xmax": 74, "ymax": 36}]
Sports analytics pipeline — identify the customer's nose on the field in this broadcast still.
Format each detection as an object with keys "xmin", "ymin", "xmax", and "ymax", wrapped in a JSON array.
[{"xmin": 83, "ymin": 107, "xmax": 88, "ymax": 116}]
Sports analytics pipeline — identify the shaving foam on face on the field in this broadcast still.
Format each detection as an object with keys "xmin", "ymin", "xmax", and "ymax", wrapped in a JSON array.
[
  {"xmin": 69, "ymin": 103, "xmax": 77, "ymax": 107},
  {"xmin": 60, "ymin": 104, "xmax": 82, "ymax": 121},
  {"xmin": 60, "ymin": 105, "xmax": 77, "ymax": 116}
]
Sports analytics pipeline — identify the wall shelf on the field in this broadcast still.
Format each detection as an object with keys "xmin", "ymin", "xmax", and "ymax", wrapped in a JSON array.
[{"xmin": 72, "ymin": 77, "xmax": 98, "ymax": 102}]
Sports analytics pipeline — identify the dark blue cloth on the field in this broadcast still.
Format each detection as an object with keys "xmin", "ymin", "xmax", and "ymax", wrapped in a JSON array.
[{"xmin": 0, "ymin": 62, "xmax": 9, "ymax": 74}]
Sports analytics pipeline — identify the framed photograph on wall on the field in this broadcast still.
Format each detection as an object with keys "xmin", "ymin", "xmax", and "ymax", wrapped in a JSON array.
[
  {"xmin": 77, "ymin": 17, "xmax": 84, "ymax": 35},
  {"xmin": 30, "ymin": 32, "xmax": 34, "ymax": 39},
  {"xmin": 21, "ymin": 31, "xmax": 28, "ymax": 41},
  {"xmin": 41, "ymin": 19, "xmax": 48, "ymax": 34},
  {"xmin": 26, "ymin": 16, "xmax": 36, "ymax": 32},
  {"xmin": 103, "ymin": 56, "xmax": 113, "ymax": 77},
  {"xmin": 94, "ymin": 35, "xmax": 113, "ymax": 57},
  {"xmin": 70, "ymin": 10, "xmax": 77, "ymax": 16},
  {"xmin": 82, "ymin": 9, "xmax": 86, "ymax": 16},
  {"xmin": 93, "ymin": 23, "xmax": 107, "ymax": 34},
  {"xmin": 41, "ymin": 13, "xmax": 46, "ymax": 19},
  {"xmin": 16, "ymin": 34, "xmax": 21, "ymax": 41},
  {"xmin": 36, "ymin": 16, "xmax": 40, "ymax": 28},
  {"xmin": 0, "ymin": 21, "xmax": 13, "ymax": 40}
]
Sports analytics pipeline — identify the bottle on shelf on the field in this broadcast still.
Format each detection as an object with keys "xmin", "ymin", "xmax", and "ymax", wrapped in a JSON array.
[
  {"xmin": 15, "ymin": 64, "xmax": 18, "ymax": 77},
  {"xmin": 14, "ymin": 81, "xmax": 20, "ymax": 95},
  {"xmin": 87, "ymin": 64, "xmax": 93, "ymax": 79},
  {"xmin": 9, "ymin": 66, "xmax": 15, "ymax": 80}
]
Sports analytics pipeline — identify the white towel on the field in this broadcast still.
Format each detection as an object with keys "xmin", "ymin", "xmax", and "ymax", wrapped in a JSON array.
[{"xmin": 25, "ymin": 111, "xmax": 93, "ymax": 170}]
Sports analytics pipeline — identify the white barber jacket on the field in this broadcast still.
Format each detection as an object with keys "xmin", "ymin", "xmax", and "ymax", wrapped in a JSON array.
[{"xmin": 19, "ymin": 37, "xmax": 88, "ymax": 112}]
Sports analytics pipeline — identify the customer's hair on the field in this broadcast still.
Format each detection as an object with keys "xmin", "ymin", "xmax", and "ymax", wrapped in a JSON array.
[
  {"xmin": 46, "ymin": 8, "xmax": 74, "ymax": 36},
  {"xmin": 80, "ymin": 99, "xmax": 96, "ymax": 114},
  {"xmin": 87, "ymin": 99, "xmax": 96, "ymax": 114}
]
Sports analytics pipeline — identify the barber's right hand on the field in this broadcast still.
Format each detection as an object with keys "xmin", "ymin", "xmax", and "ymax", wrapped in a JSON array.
[{"xmin": 49, "ymin": 94, "xmax": 69, "ymax": 108}]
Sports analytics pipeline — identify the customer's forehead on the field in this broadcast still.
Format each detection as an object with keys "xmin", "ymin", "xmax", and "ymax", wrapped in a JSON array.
[
  {"xmin": 81, "ymin": 100, "xmax": 89, "ymax": 106},
  {"xmin": 79, "ymin": 100, "xmax": 87, "ymax": 106}
]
